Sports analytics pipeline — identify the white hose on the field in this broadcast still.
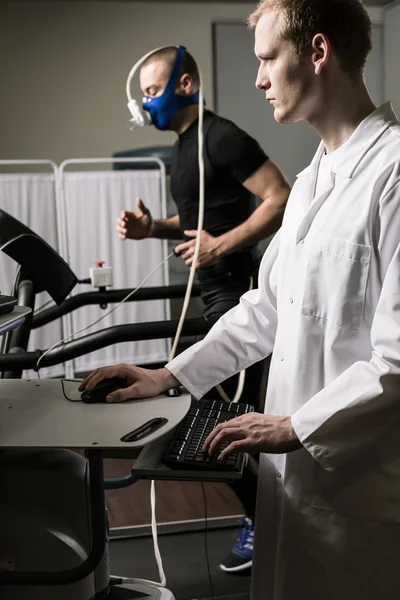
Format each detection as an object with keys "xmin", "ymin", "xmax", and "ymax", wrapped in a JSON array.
[
  {"xmin": 113, "ymin": 479, "xmax": 166, "ymax": 589},
  {"xmin": 125, "ymin": 43, "xmax": 205, "ymax": 363},
  {"xmin": 122, "ymin": 46, "xmax": 206, "ymax": 591},
  {"xmin": 216, "ymin": 275, "xmax": 254, "ymax": 403},
  {"xmin": 169, "ymin": 74, "xmax": 204, "ymax": 361}
]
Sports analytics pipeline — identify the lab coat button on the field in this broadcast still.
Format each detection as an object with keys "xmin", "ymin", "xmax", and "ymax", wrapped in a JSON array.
[
  {"xmin": 290, "ymin": 298, "xmax": 294, "ymax": 304},
  {"xmin": 280, "ymin": 357, "xmax": 284, "ymax": 361},
  {"xmin": 277, "ymin": 473, "xmax": 282, "ymax": 479}
]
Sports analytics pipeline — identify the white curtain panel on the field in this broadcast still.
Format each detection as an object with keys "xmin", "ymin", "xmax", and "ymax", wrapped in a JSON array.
[
  {"xmin": 62, "ymin": 170, "xmax": 170, "ymax": 374},
  {"xmin": 0, "ymin": 173, "xmax": 63, "ymax": 379}
]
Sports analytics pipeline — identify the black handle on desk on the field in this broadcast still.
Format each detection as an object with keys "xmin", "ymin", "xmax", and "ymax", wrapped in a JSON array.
[
  {"xmin": 0, "ymin": 317, "xmax": 210, "ymax": 371},
  {"xmin": 33, "ymin": 283, "xmax": 202, "ymax": 328},
  {"xmin": 121, "ymin": 417, "xmax": 168, "ymax": 442}
]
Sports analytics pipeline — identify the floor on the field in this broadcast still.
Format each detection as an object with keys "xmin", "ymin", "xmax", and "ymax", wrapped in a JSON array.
[
  {"xmin": 110, "ymin": 526, "xmax": 252, "ymax": 600},
  {"xmin": 84, "ymin": 429, "xmax": 251, "ymax": 599},
  {"xmin": 104, "ymin": 458, "xmax": 243, "ymax": 529}
]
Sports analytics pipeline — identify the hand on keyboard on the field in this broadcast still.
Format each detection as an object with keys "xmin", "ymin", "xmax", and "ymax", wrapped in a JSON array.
[{"xmin": 163, "ymin": 399, "xmax": 254, "ymax": 471}]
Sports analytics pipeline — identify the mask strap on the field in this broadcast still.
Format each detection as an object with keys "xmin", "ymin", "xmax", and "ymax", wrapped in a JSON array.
[
  {"xmin": 161, "ymin": 45, "xmax": 187, "ymax": 97},
  {"xmin": 126, "ymin": 44, "xmax": 180, "ymax": 103}
]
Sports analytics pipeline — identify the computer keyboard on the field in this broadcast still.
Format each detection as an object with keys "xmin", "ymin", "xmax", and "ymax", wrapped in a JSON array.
[{"xmin": 163, "ymin": 399, "xmax": 254, "ymax": 471}]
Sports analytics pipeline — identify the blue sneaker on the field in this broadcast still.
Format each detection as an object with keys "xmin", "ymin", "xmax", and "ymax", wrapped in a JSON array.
[{"xmin": 220, "ymin": 516, "xmax": 254, "ymax": 573}]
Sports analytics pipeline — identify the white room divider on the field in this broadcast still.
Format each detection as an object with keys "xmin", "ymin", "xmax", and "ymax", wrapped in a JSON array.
[
  {"xmin": 0, "ymin": 160, "xmax": 64, "ymax": 378},
  {"xmin": 58, "ymin": 158, "xmax": 171, "ymax": 377},
  {"xmin": 0, "ymin": 158, "xmax": 171, "ymax": 379}
]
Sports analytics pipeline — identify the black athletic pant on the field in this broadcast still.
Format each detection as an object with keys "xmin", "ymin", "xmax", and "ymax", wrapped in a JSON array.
[{"xmin": 197, "ymin": 249, "xmax": 269, "ymax": 520}]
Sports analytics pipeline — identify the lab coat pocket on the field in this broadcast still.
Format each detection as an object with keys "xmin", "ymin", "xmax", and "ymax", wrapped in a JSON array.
[{"xmin": 301, "ymin": 236, "xmax": 371, "ymax": 330}]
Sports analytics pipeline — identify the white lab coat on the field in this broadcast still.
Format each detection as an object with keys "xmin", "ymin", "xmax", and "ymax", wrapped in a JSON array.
[{"xmin": 167, "ymin": 103, "xmax": 400, "ymax": 599}]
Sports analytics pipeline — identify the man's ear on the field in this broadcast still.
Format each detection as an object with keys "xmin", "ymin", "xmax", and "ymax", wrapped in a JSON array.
[
  {"xmin": 177, "ymin": 73, "xmax": 195, "ymax": 95},
  {"xmin": 311, "ymin": 33, "xmax": 331, "ymax": 75}
]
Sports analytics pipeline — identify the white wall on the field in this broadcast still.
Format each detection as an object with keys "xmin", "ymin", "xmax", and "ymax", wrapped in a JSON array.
[
  {"xmin": 0, "ymin": 2, "xmax": 384, "ymax": 164},
  {"xmin": 214, "ymin": 22, "xmax": 384, "ymax": 184},
  {"xmin": 384, "ymin": 2, "xmax": 400, "ymax": 117},
  {"xmin": 0, "ymin": 1, "xmax": 257, "ymax": 163}
]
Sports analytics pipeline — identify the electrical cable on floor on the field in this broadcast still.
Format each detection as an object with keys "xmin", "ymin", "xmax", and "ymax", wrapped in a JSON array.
[
  {"xmin": 201, "ymin": 482, "xmax": 215, "ymax": 600},
  {"xmin": 111, "ymin": 478, "xmax": 167, "ymax": 590}
]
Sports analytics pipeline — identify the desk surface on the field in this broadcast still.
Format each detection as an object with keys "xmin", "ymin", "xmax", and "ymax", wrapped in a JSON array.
[
  {"xmin": 0, "ymin": 379, "xmax": 190, "ymax": 449},
  {"xmin": 0, "ymin": 306, "xmax": 31, "ymax": 336}
]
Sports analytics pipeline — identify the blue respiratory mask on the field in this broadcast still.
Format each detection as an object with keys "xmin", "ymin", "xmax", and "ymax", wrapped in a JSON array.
[{"xmin": 142, "ymin": 45, "xmax": 201, "ymax": 131}]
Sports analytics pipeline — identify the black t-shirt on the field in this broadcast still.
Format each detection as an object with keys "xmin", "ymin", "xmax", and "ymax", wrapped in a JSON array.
[{"xmin": 170, "ymin": 111, "xmax": 268, "ymax": 240}]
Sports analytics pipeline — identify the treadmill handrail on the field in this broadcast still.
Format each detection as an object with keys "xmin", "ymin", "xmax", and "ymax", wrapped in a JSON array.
[
  {"xmin": 32, "ymin": 284, "xmax": 202, "ymax": 329},
  {"xmin": 0, "ymin": 317, "xmax": 210, "ymax": 370}
]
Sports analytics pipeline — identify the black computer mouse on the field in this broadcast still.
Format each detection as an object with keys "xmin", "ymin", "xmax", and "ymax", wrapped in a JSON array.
[{"xmin": 81, "ymin": 377, "xmax": 129, "ymax": 403}]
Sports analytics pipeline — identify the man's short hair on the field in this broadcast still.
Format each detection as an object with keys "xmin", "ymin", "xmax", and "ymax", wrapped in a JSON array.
[
  {"xmin": 248, "ymin": 0, "xmax": 372, "ymax": 75},
  {"xmin": 141, "ymin": 46, "xmax": 200, "ymax": 88}
]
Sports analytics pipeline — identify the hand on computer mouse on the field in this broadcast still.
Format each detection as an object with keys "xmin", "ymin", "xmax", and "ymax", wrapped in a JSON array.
[
  {"xmin": 80, "ymin": 378, "xmax": 129, "ymax": 403},
  {"xmin": 78, "ymin": 363, "xmax": 180, "ymax": 403}
]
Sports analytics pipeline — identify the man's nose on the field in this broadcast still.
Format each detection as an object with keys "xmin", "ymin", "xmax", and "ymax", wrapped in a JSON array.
[
  {"xmin": 255, "ymin": 77, "xmax": 270, "ymax": 91},
  {"xmin": 255, "ymin": 67, "xmax": 270, "ymax": 90}
]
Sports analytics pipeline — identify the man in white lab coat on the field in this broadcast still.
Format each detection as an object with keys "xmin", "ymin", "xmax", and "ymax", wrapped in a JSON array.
[{"xmin": 80, "ymin": 0, "xmax": 400, "ymax": 597}]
